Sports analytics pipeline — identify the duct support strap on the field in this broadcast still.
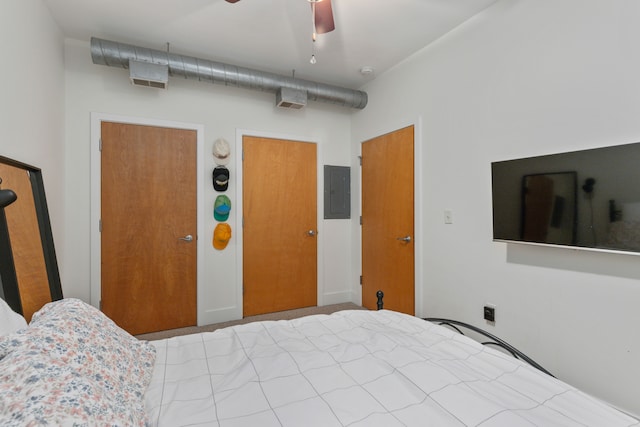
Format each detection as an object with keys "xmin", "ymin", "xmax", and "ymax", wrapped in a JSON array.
[{"xmin": 90, "ymin": 37, "xmax": 368, "ymax": 110}]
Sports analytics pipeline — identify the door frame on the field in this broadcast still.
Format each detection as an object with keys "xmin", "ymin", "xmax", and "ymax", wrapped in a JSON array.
[
  {"xmin": 234, "ymin": 128, "xmax": 324, "ymax": 318},
  {"xmin": 90, "ymin": 113, "xmax": 205, "ymax": 321},
  {"xmin": 358, "ymin": 116, "xmax": 424, "ymax": 316}
]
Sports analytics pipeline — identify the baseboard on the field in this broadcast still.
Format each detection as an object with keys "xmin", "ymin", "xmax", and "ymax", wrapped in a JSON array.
[
  {"xmin": 322, "ymin": 290, "xmax": 354, "ymax": 306},
  {"xmin": 198, "ymin": 305, "xmax": 242, "ymax": 326}
]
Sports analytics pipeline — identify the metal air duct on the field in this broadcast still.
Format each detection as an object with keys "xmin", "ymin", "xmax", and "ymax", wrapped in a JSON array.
[{"xmin": 90, "ymin": 37, "xmax": 368, "ymax": 110}]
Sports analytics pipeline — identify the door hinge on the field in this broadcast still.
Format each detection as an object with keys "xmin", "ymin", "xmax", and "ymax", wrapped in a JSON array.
[
  {"xmin": 359, "ymin": 216, "xmax": 362, "ymax": 225},
  {"xmin": 242, "ymin": 149, "xmax": 244, "ymax": 161},
  {"xmin": 358, "ymin": 155, "xmax": 362, "ymax": 166},
  {"xmin": 99, "ymin": 300, "xmax": 102, "ymax": 310},
  {"xmin": 99, "ymin": 219, "xmax": 102, "ymax": 232},
  {"xmin": 99, "ymin": 138, "xmax": 102, "ymax": 151},
  {"xmin": 360, "ymin": 275, "xmax": 363, "ymax": 285}
]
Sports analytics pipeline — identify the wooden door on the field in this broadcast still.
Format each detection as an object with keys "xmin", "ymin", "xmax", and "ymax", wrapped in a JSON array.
[
  {"xmin": 362, "ymin": 125, "xmax": 415, "ymax": 314},
  {"xmin": 243, "ymin": 136, "xmax": 317, "ymax": 317},
  {"xmin": 101, "ymin": 122, "xmax": 197, "ymax": 335}
]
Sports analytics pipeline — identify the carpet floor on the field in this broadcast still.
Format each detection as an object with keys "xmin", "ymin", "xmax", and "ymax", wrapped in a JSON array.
[{"xmin": 136, "ymin": 302, "xmax": 366, "ymax": 341}]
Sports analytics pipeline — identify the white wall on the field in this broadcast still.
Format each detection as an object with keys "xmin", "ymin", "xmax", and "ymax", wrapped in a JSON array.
[
  {"xmin": 351, "ymin": 0, "xmax": 640, "ymax": 417},
  {"xmin": 62, "ymin": 38, "xmax": 354, "ymax": 323},
  {"xmin": 0, "ymin": 0, "xmax": 65, "ymax": 263}
]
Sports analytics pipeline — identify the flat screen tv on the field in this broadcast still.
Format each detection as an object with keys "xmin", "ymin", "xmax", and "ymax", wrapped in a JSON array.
[{"xmin": 491, "ymin": 142, "xmax": 640, "ymax": 254}]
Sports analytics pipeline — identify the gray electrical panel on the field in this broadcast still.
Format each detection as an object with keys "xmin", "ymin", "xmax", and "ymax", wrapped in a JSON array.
[{"xmin": 324, "ymin": 165, "xmax": 351, "ymax": 219}]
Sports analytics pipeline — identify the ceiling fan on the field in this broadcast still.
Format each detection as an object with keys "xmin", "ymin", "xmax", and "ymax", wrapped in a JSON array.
[{"xmin": 225, "ymin": 0, "xmax": 335, "ymax": 34}]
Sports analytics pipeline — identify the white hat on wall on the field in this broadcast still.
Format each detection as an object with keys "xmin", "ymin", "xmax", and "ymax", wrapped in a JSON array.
[{"xmin": 213, "ymin": 138, "xmax": 231, "ymax": 165}]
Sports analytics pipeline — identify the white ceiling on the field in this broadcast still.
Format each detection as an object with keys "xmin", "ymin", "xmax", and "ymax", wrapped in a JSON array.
[{"xmin": 45, "ymin": 0, "xmax": 498, "ymax": 89}]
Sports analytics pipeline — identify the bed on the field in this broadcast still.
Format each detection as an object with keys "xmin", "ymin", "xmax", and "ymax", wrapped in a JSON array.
[{"xmin": 1, "ymin": 298, "xmax": 638, "ymax": 426}]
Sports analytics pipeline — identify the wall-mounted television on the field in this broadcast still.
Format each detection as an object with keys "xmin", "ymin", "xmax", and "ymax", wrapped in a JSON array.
[{"xmin": 492, "ymin": 142, "xmax": 640, "ymax": 255}]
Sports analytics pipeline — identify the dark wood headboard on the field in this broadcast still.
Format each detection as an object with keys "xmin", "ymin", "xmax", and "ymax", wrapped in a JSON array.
[{"xmin": 0, "ymin": 156, "xmax": 62, "ymax": 321}]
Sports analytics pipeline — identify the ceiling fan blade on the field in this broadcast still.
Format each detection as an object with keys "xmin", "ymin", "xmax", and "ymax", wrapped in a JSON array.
[
  {"xmin": 225, "ymin": 0, "xmax": 241, "ymax": 3},
  {"xmin": 314, "ymin": 0, "xmax": 335, "ymax": 34}
]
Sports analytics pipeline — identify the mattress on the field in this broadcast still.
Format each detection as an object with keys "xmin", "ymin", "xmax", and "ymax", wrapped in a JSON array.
[{"xmin": 144, "ymin": 309, "xmax": 638, "ymax": 426}]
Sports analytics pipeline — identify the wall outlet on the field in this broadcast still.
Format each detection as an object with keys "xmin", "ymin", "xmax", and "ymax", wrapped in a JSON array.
[{"xmin": 483, "ymin": 305, "xmax": 496, "ymax": 322}]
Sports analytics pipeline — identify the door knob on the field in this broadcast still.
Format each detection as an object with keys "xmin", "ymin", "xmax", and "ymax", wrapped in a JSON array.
[
  {"xmin": 396, "ymin": 235, "xmax": 412, "ymax": 243},
  {"xmin": 179, "ymin": 234, "xmax": 194, "ymax": 242},
  {"xmin": 307, "ymin": 230, "xmax": 318, "ymax": 237}
]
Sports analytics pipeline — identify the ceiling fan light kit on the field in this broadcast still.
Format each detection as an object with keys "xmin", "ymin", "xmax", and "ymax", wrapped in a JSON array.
[
  {"xmin": 225, "ymin": 0, "xmax": 335, "ymax": 34},
  {"xmin": 225, "ymin": 0, "xmax": 335, "ymax": 66}
]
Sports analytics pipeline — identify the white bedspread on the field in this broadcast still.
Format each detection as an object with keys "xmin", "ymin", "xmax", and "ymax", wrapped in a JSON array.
[{"xmin": 144, "ymin": 309, "xmax": 637, "ymax": 426}]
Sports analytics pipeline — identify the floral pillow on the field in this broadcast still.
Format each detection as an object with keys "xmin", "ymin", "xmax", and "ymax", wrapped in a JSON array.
[
  {"xmin": 0, "ymin": 298, "xmax": 156, "ymax": 426},
  {"xmin": 0, "ymin": 346, "xmax": 135, "ymax": 425}
]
